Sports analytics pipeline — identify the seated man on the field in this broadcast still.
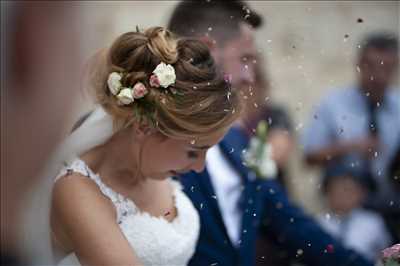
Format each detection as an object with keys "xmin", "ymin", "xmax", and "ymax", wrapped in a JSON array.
[{"xmin": 302, "ymin": 32, "xmax": 400, "ymax": 213}]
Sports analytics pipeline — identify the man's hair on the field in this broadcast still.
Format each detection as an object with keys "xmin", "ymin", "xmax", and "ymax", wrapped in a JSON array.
[
  {"xmin": 168, "ymin": 0, "xmax": 263, "ymax": 45},
  {"xmin": 359, "ymin": 32, "xmax": 398, "ymax": 57}
]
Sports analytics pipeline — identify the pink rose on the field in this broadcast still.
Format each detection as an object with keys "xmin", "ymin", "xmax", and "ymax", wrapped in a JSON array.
[
  {"xmin": 149, "ymin": 74, "xmax": 160, "ymax": 88},
  {"xmin": 132, "ymin": 82, "xmax": 148, "ymax": 99},
  {"xmin": 382, "ymin": 244, "xmax": 400, "ymax": 263}
]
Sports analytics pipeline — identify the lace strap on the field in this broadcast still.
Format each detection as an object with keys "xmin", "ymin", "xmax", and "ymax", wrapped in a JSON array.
[{"xmin": 55, "ymin": 159, "xmax": 138, "ymax": 223}]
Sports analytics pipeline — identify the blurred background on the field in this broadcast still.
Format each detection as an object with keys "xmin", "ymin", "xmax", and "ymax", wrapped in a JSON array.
[
  {"xmin": 2, "ymin": 1, "xmax": 399, "ymax": 264},
  {"xmin": 73, "ymin": 0, "xmax": 399, "ymax": 213}
]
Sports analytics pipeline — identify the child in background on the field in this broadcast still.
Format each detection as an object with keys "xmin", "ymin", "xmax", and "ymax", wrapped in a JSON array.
[{"xmin": 318, "ymin": 162, "xmax": 393, "ymax": 262}]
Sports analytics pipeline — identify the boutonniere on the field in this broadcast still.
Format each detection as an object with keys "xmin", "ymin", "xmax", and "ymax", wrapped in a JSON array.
[{"xmin": 242, "ymin": 120, "xmax": 277, "ymax": 179}]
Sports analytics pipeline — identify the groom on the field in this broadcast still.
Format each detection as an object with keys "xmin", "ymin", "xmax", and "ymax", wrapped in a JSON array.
[{"xmin": 168, "ymin": 1, "xmax": 373, "ymax": 266}]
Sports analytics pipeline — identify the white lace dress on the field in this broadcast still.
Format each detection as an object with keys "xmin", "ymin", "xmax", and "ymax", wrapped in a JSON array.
[{"xmin": 54, "ymin": 159, "xmax": 200, "ymax": 266}]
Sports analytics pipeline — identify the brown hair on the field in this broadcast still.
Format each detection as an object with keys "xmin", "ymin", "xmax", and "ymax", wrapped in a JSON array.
[
  {"xmin": 168, "ymin": 1, "xmax": 262, "ymax": 45},
  {"xmin": 90, "ymin": 27, "xmax": 240, "ymax": 139}
]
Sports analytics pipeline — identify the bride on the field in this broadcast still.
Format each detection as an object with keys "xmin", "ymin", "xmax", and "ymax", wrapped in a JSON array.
[{"xmin": 50, "ymin": 26, "xmax": 240, "ymax": 265}]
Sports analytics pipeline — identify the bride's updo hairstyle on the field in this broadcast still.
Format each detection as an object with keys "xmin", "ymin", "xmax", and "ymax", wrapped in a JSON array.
[{"xmin": 91, "ymin": 26, "xmax": 240, "ymax": 139}]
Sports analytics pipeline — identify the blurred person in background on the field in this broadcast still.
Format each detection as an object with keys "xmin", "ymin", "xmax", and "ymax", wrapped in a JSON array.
[
  {"xmin": 386, "ymin": 142, "xmax": 400, "ymax": 242},
  {"xmin": 1, "ymin": 2, "xmax": 82, "ymax": 265},
  {"xmin": 317, "ymin": 162, "xmax": 392, "ymax": 263},
  {"xmin": 302, "ymin": 32, "xmax": 400, "ymax": 242},
  {"xmin": 169, "ymin": 1, "xmax": 373, "ymax": 265}
]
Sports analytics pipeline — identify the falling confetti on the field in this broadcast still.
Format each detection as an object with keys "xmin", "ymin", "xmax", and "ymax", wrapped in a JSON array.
[
  {"xmin": 295, "ymin": 123, "xmax": 304, "ymax": 131},
  {"xmin": 357, "ymin": 18, "xmax": 364, "ymax": 23},
  {"xmin": 344, "ymin": 34, "xmax": 349, "ymax": 39},
  {"xmin": 297, "ymin": 249, "xmax": 304, "ymax": 256},
  {"xmin": 164, "ymin": 211, "xmax": 170, "ymax": 216},
  {"xmin": 325, "ymin": 213, "xmax": 331, "ymax": 220},
  {"xmin": 326, "ymin": 244, "xmax": 335, "ymax": 253},
  {"xmin": 211, "ymin": 195, "xmax": 217, "ymax": 200}
]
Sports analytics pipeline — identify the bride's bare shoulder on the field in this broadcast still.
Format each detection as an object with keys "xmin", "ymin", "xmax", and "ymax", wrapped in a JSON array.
[
  {"xmin": 51, "ymin": 172, "xmax": 143, "ymax": 265},
  {"xmin": 52, "ymin": 172, "xmax": 116, "ymax": 225}
]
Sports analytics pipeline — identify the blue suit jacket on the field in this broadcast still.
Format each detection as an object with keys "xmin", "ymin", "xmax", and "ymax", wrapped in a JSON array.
[{"xmin": 179, "ymin": 127, "xmax": 373, "ymax": 266}]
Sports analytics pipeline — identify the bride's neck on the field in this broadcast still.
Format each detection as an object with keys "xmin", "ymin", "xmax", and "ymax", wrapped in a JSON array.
[{"xmin": 81, "ymin": 128, "xmax": 142, "ymax": 187}]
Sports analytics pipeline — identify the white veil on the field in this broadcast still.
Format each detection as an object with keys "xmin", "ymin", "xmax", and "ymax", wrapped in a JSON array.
[
  {"xmin": 19, "ymin": 106, "xmax": 114, "ymax": 265},
  {"xmin": 56, "ymin": 106, "xmax": 114, "ymax": 164}
]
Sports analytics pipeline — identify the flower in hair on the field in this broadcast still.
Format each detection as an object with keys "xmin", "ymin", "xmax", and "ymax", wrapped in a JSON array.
[
  {"xmin": 149, "ymin": 74, "xmax": 160, "ymax": 88},
  {"xmin": 107, "ymin": 72, "xmax": 122, "ymax": 95},
  {"xmin": 152, "ymin": 62, "xmax": 176, "ymax": 88},
  {"xmin": 117, "ymin": 88, "xmax": 134, "ymax": 105},
  {"xmin": 132, "ymin": 82, "xmax": 148, "ymax": 99}
]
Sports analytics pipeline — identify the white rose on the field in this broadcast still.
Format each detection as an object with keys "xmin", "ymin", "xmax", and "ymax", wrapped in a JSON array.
[
  {"xmin": 117, "ymin": 88, "xmax": 134, "ymax": 105},
  {"xmin": 259, "ymin": 144, "xmax": 277, "ymax": 179},
  {"xmin": 107, "ymin": 72, "xmax": 122, "ymax": 95},
  {"xmin": 153, "ymin": 62, "xmax": 176, "ymax": 88},
  {"xmin": 259, "ymin": 158, "xmax": 277, "ymax": 179}
]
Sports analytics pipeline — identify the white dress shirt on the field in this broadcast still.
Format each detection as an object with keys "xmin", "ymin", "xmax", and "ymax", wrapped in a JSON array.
[{"xmin": 206, "ymin": 145, "xmax": 243, "ymax": 246}]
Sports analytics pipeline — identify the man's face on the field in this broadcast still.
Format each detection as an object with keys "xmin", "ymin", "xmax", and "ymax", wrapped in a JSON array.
[
  {"xmin": 359, "ymin": 47, "xmax": 398, "ymax": 101},
  {"xmin": 213, "ymin": 24, "xmax": 258, "ymax": 92}
]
